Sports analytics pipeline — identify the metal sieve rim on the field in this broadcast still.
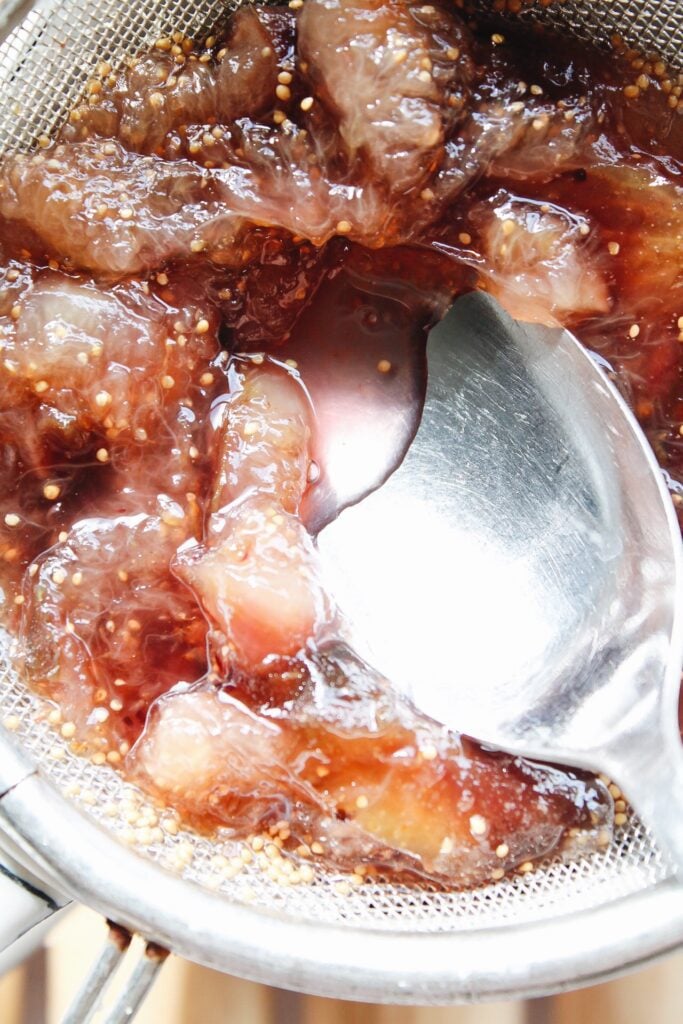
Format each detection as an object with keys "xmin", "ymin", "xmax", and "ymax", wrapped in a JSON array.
[{"xmin": 1, "ymin": 740, "xmax": 682, "ymax": 1003}]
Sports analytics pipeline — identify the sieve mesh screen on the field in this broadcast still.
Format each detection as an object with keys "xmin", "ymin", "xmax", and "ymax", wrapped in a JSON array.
[
  {"xmin": 471, "ymin": 0, "xmax": 683, "ymax": 65},
  {"xmin": 0, "ymin": 0, "xmax": 677, "ymax": 933}
]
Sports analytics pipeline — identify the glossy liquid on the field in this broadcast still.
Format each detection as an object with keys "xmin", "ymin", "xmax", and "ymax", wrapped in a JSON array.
[{"xmin": 273, "ymin": 250, "xmax": 462, "ymax": 532}]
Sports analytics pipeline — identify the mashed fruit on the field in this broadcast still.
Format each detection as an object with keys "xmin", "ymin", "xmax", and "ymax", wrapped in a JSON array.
[{"xmin": 1, "ymin": 0, "xmax": 681, "ymax": 887}]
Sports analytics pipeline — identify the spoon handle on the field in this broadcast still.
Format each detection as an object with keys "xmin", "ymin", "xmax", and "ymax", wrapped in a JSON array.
[{"xmin": 612, "ymin": 746, "xmax": 683, "ymax": 878}]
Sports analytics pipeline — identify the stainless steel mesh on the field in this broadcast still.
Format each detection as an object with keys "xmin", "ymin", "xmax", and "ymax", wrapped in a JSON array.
[
  {"xmin": 0, "ymin": 0, "xmax": 678, "ymax": 937},
  {"xmin": 476, "ymin": 0, "xmax": 683, "ymax": 65}
]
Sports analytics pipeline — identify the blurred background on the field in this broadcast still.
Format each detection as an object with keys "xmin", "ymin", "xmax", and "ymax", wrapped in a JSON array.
[{"xmin": 1, "ymin": 907, "xmax": 681, "ymax": 1023}]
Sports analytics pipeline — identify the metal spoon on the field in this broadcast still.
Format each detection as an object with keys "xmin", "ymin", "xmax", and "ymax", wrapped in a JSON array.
[{"xmin": 317, "ymin": 291, "xmax": 683, "ymax": 874}]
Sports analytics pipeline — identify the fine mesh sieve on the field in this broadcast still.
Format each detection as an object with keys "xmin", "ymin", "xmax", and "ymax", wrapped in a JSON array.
[{"xmin": 0, "ymin": 0, "xmax": 682, "ymax": 1009}]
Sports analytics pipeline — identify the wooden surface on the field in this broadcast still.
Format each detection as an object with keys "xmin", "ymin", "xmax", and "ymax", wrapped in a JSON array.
[{"xmin": 0, "ymin": 906, "xmax": 681, "ymax": 1023}]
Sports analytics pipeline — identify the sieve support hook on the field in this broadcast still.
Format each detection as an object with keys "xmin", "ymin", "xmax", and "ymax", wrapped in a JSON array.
[{"xmin": 61, "ymin": 923, "xmax": 168, "ymax": 1024}]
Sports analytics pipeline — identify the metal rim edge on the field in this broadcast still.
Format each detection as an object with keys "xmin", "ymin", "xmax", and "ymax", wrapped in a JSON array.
[{"xmin": 1, "ymin": 770, "xmax": 682, "ymax": 1004}]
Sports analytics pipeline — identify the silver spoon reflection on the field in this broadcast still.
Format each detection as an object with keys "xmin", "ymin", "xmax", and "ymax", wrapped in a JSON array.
[{"xmin": 318, "ymin": 291, "xmax": 683, "ymax": 875}]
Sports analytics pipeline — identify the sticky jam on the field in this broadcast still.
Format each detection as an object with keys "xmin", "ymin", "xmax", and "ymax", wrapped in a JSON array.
[{"xmin": 0, "ymin": 0, "xmax": 681, "ymax": 887}]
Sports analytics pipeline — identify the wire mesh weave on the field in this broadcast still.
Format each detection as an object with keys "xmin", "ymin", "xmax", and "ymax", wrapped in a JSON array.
[
  {"xmin": 0, "ymin": 0, "xmax": 677, "ymax": 934},
  {"xmin": 475, "ymin": 0, "xmax": 683, "ymax": 64}
]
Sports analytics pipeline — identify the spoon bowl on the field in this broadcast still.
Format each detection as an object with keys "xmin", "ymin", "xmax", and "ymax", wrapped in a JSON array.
[{"xmin": 318, "ymin": 291, "xmax": 683, "ymax": 872}]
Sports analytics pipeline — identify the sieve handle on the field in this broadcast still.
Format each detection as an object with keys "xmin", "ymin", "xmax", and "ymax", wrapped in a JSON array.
[
  {"xmin": 0, "ymin": 741, "xmax": 70, "ymax": 952},
  {"xmin": 0, "ymin": 845, "xmax": 68, "ymax": 953}
]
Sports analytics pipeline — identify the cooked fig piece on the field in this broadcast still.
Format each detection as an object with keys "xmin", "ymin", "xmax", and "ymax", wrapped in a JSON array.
[
  {"xmin": 0, "ymin": 142, "xmax": 247, "ymax": 276},
  {"xmin": 64, "ymin": 7, "xmax": 286, "ymax": 154},
  {"xmin": 176, "ymin": 497, "xmax": 330, "ymax": 670},
  {"xmin": 0, "ymin": 272, "xmax": 220, "ymax": 470},
  {"xmin": 299, "ymin": 0, "xmax": 473, "ymax": 193},
  {"xmin": 133, "ymin": 649, "xmax": 611, "ymax": 886},
  {"xmin": 21, "ymin": 509, "xmax": 207, "ymax": 749},
  {"xmin": 176, "ymin": 360, "xmax": 327, "ymax": 671},
  {"xmin": 472, "ymin": 194, "xmax": 610, "ymax": 326},
  {"xmin": 210, "ymin": 359, "xmax": 313, "ymax": 514}
]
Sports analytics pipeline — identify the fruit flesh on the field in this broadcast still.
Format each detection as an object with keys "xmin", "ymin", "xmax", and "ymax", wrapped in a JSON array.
[
  {"xmin": 298, "ymin": 0, "xmax": 474, "ymax": 193},
  {"xmin": 134, "ymin": 659, "xmax": 608, "ymax": 885}
]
